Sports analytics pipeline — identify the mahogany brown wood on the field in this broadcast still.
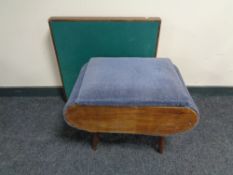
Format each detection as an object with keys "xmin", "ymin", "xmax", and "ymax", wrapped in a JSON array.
[
  {"xmin": 65, "ymin": 105, "xmax": 199, "ymax": 136},
  {"xmin": 158, "ymin": 136, "xmax": 165, "ymax": 153},
  {"xmin": 91, "ymin": 133, "xmax": 100, "ymax": 151},
  {"xmin": 49, "ymin": 16, "xmax": 161, "ymax": 22}
]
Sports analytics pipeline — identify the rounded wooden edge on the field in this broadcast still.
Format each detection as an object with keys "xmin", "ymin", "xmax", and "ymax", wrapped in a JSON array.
[
  {"xmin": 64, "ymin": 105, "xmax": 199, "ymax": 136},
  {"xmin": 48, "ymin": 16, "xmax": 161, "ymax": 23},
  {"xmin": 176, "ymin": 107, "xmax": 200, "ymax": 135}
]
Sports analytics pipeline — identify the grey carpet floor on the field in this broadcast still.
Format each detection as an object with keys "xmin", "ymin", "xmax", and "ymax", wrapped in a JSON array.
[{"xmin": 0, "ymin": 93, "xmax": 232, "ymax": 175}]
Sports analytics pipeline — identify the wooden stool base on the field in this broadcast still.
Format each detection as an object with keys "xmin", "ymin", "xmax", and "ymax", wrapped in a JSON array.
[
  {"xmin": 158, "ymin": 136, "xmax": 165, "ymax": 153},
  {"xmin": 91, "ymin": 133, "xmax": 165, "ymax": 153},
  {"xmin": 91, "ymin": 133, "xmax": 100, "ymax": 150}
]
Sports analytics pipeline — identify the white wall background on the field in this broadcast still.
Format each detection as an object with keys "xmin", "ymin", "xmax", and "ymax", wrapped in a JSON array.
[{"xmin": 0, "ymin": 0, "xmax": 233, "ymax": 87}]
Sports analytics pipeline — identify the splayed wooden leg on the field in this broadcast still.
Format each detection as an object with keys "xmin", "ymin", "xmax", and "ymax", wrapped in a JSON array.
[
  {"xmin": 91, "ymin": 133, "xmax": 100, "ymax": 151},
  {"xmin": 158, "ymin": 136, "xmax": 165, "ymax": 153}
]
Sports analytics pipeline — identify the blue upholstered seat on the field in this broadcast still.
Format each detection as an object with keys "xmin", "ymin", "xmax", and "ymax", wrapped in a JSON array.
[{"xmin": 64, "ymin": 58, "xmax": 199, "ymax": 115}]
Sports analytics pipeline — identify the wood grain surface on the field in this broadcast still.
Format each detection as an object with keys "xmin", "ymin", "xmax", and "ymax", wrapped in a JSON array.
[{"xmin": 65, "ymin": 105, "xmax": 199, "ymax": 136}]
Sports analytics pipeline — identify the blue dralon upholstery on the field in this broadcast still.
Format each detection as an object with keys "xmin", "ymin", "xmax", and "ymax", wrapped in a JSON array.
[{"xmin": 64, "ymin": 58, "xmax": 199, "ymax": 115}]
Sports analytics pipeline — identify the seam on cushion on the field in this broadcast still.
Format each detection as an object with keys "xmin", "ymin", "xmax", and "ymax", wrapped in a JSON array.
[
  {"xmin": 173, "ymin": 64, "xmax": 200, "ymax": 115},
  {"xmin": 63, "ymin": 63, "xmax": 87, "ymax": 114},
  {"xmin": 71, "ymin": 64, "xmax": 87, "ymax": 102},
  {"xmin": 76, "ymin": 99, "xmax": 191, "ymax": 107},
  {"xmin": 73, "ymin": 64, "xmax": 88, "ymax": 101},
  {"xmin": 76, "ymin": 60, "xmax": 95, "ymax": 102}
]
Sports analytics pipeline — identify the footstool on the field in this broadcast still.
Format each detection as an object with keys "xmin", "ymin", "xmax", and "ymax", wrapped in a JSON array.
[{"xmin": 64, "ymin": 57, "xmax": 199, "ymax": 153}]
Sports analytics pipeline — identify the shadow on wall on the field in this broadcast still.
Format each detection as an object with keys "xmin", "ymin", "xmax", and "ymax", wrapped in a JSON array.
[{"xmin": 46, "ymin": 30, "xmax": 62, "ymax": 86}]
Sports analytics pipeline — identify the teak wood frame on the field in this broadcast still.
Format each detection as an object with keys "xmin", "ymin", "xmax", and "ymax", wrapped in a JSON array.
[
  {"xmin": 65, "ymin": 105, "xmax": 199, "ymax": 153},
  {"xmin": 48, "ymin": 17, "xmax": 161, "ymax": 101}
]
